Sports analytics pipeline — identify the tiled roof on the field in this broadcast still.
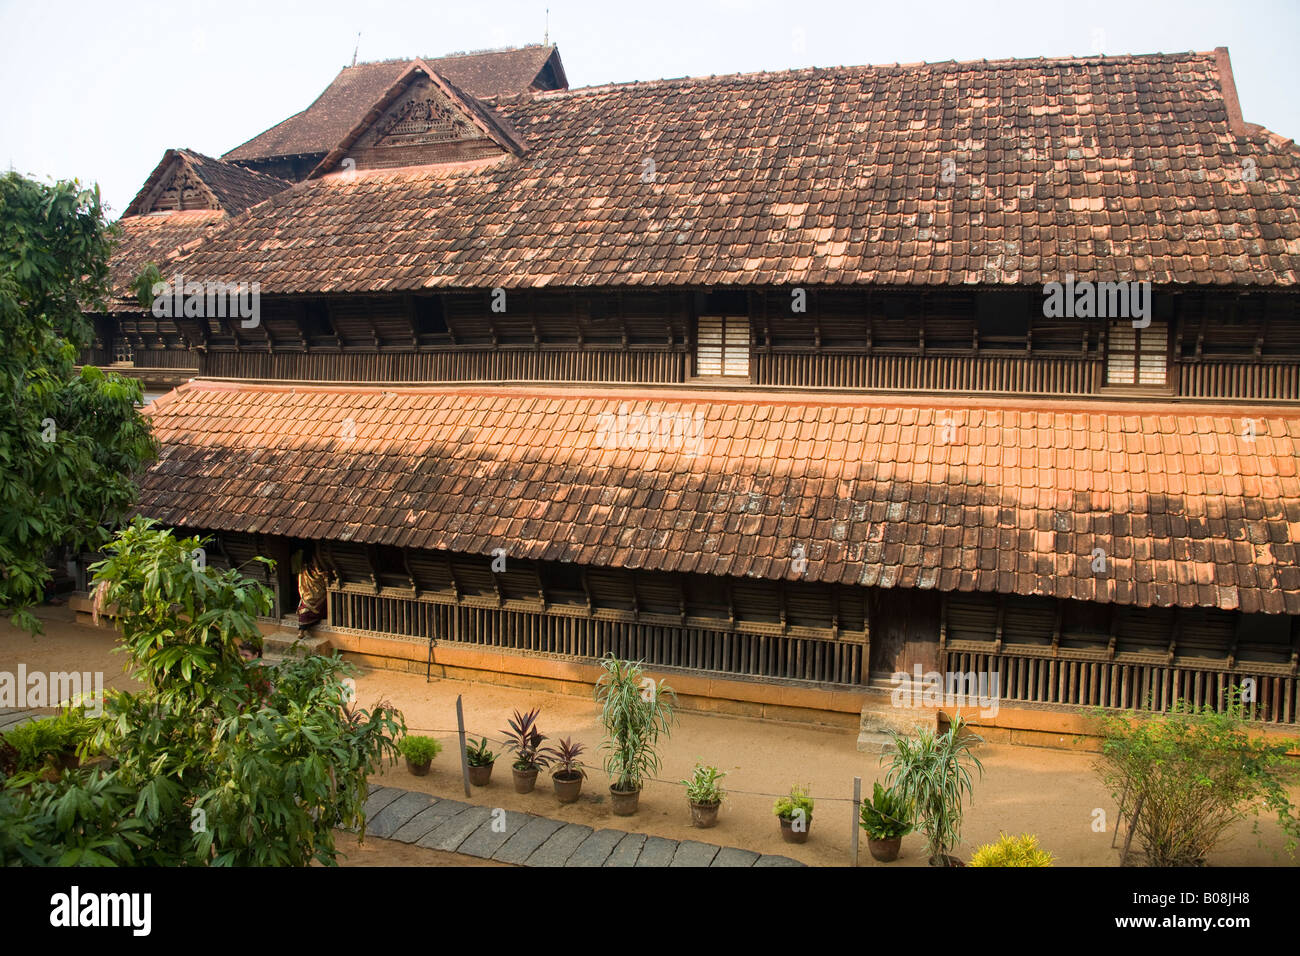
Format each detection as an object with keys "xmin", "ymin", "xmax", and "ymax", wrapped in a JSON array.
[
  {"xmin": 224, "ymin": 45, "xmax": 563, "ymax": 161},
  {"xmin": 171, "ymin": 49, "xmax": 1300, "ymax": 293},
  {"xmin": 107, "ymin": 209, "xmax": 227, "ymax": 306},
  {"xmin": 137, "ymin": 380, "xmax": 1300, "ymax": 614},
  {"xmin": 123, "ymin": 149, "xmax": 291, "ymax": 217}
]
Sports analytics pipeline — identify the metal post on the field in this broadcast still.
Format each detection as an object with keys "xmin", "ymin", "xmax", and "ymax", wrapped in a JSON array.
[
  {"xmin": 456, "ymin": 694, "xmax": 471, "ymax": 798},
  {"xmin": 852, "ymin": 776, "xmax": 862, "ymax": 867}
]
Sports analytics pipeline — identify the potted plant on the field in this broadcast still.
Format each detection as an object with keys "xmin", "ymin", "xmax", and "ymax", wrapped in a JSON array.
[
  {"xmin": 682, "ymin": 763, "xmax": 725, "ymax": 828},
  {"xmin": 465, "ymin": 736, "xmax": 496, "ymax": 787},
  {"xmin": 773, "ymin": 784, "xmax": 814, "ymax": 843},
  {"xmin": 885, "ymin": 714, "xmax": 984, "ymax": 866},
  {"xmin": 397, "ymin": 734, "xmax": 442, "ymax": 776},
  {"xmin": 550, "ymin": 737, "xmax": 588, "ymax": 804},
  {"xmin": 594, "ymin": 654, "xmax": 677, "ymax": 816},
  {"xmin": 859, "ymin": 781, "xmax": 913, "ymax": 862},
  {"xmin": 501, "ymin": 707, "xmax": 554, "ymax": 794}
]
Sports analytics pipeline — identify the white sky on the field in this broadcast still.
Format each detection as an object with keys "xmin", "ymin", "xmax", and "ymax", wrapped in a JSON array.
[{"xmin": 2, "ymin": 0, "xmax": 1297, "ymax": 219}]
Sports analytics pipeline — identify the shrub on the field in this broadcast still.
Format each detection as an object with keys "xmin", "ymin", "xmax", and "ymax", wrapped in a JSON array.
[
  {"xmin": 398, "ymin": 735, "xmax": 442, "ymax": 765},
  {"xmin": 1, "ymin": 707, "xmax": 102, "ymax": 782},
  {"xmin": 969, "ymin": 833, "xmax": 1054, "ymax": 867},
  {"xmin": 859, "ymin": 782, "xmax": 914, "ymax": 840},
  {"xmin": 682, "ymin": 763, "xmax": 726, "ymax": 805},
  {"xmin": 886, "ymin": 715, "xmax": 983, "ymax": 865},
  {"xmin": 1095, "ymin": 694, "xmax": 1300, "ymax": 866},
  {"xmin": 0, "ymin": 520, "xmax": 406, "ymax": 867},
  {"xmin": 774, "ymin": 784, "xmax": 814, "ymax": 824}
]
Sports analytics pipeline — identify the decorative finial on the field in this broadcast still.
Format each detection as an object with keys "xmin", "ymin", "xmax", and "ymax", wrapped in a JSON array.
[
  {"xmin": 544, "ymin": 8, "xmax": 549, "ymax": 46},
  {"xmin": 351, "ymin": 31, "xmax": 361, "ymax": 67}
]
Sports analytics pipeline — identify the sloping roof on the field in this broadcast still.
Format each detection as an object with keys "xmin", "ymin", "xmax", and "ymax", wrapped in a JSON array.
[
  {"xmin": 123, "ymin": 149, "xmax": 292, "ymax": 217},
  {"xmin": 224, "ymin": 45, "xmax": 563, "ymax": 162},
  {"xmin": 137, "ymin": 380, "xmax": 1300, "ymax": 614},
  {"xmin": 107, "ymin": 209, "xmax": 227, "ymax": 306},
  {"xmin": 172, "ymin": 49, "xmax": 1300, "ymax": 293}
]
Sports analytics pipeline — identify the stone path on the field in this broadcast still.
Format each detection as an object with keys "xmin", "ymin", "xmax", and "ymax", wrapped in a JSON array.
[
  {"xmin": 0, "ymin": 709, "xmax": 45, "ymax": 733},
  {"xmin": 356, "ymin": 784, "xmax": 804, "ymax": 867}
]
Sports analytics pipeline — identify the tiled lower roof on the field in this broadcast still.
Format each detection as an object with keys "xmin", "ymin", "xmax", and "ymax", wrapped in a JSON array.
[{"xmin": 138, "ymin": 381, "xmax": 1300, "ymax": 614}]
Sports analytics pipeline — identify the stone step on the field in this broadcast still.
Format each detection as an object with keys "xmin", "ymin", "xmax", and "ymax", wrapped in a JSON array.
[{"xmin": 261, "ymin": 631, "xmax": 332, "ymax": 662}]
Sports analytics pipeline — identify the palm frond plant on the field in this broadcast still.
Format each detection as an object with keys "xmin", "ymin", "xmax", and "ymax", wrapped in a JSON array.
[
  {"xmin": 593, "ymin": 655, "xmax": 676, "ymax": 815},
  {"xmin": 885, "ymin": 715, "xmax": 984, "ymax": 866}
]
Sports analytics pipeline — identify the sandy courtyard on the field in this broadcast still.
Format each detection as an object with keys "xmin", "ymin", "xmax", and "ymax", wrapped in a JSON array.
[{"xmin": 3, "ymin": 612, "xmax": 1296, "ymax": 867}]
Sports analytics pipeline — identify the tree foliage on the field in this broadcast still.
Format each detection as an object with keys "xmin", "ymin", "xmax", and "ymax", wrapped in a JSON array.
[
  {"xmin": 0, "ymin": 519, "xmax": 405, "ymax": 866},
  {"xmin": 0, "ymin": 172, "xmax": 156, "ymax": 632},
  {"xmin": 1095, "ymin": 695, "xmax": 1300, "ymax": 866}
]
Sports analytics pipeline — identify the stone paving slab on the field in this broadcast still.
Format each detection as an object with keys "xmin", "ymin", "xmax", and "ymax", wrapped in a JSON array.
[
  {"xmin": 362, "ymin": 786, "xmax": 405, "ymax": 820},
  {"xmin": 603, "ymin": 832, "xmax": 647, "ymax": 867},
  {"xmin": 374, "ymin": 785, "xmax": 805, "ymax": 868},
  {"xmin": 526, "ymin": 822, "xmax": 594, "ymax": 866},
  {"xmin": 0, "ymin": 709, "xmax": 43, "ymax": 732},
  {"xmin": 670, "ymin": 839, "xmax": 721, "ymax": 867},
  {"xmin": 494, "ymin": 816, "xmax": 566, "ymax": 864},
  {"xmin": 417, "ymin": 805, "xmax": 494, "ymax": 852},
  {"xmin": 566, "ymin": 827, "xmax": 626, "ymax": 867},
  {"xmin": 634, "ymin": 835, "xmax": 679, "ymax": 868},
  {"xmin": 367, "ymin": 790, "xmax": 439, "ymax": 840},
  {"xmin": 390, "ymin": 800, "xmax": 467, "ymax": 843},
  {"xmin": 457, "ymin": 809, "xmax": 531, "ymax": 859},
  {"xmin": 712, "ymin": 846, "xmax": 760, "ymax": 867}
]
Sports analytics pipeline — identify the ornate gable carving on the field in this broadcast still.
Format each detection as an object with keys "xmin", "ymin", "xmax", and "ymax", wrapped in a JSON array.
[
  {"xmin": 355, "ymin": 76, "xmax": 484, "ymax": 152},
  {"xmin": 149, "ymin": 161, "xmax": 216, "ymax": 212}
]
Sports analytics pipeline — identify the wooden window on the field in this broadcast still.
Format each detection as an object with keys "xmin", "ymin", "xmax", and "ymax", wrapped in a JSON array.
[
  {"xmin": 695, "ymin": 315, "xmax": 749, "ymax": 377},
  {"xmin": 1106, "ymin": 319, "xmax": 1168, "ymax": 386}
]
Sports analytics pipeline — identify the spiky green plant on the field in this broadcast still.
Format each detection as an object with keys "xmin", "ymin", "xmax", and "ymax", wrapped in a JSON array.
[
  {"xmin": 968, "ymin": 832, "xmax": 1054, "ymax": 867},
  {"xmin": 885, "ymin": 715, "xmax": 983, "ymax": 865},
  {"xmin": 593, "ymin": 655, "xmax": 676, "ymax": 792}
]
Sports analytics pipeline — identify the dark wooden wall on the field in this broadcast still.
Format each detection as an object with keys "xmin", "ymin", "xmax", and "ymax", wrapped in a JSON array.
[{"xmin": 84, "ymin": 286, "xmax": 1300, "ymax": 401}]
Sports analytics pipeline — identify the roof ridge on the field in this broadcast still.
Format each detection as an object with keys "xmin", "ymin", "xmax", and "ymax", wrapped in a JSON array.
[{"xmin": 533, "ymin": 49, "xmax": 1219, "ymax": 100}]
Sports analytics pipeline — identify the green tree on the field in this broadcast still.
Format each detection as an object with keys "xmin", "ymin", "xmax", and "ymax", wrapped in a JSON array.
[
  {"xmin": 0, "ymin": 172, "xmax": 156, "ymax": 632},
  {"xmin": 0, "ymin": 519, "xmax": 405, "ymax": 866}
]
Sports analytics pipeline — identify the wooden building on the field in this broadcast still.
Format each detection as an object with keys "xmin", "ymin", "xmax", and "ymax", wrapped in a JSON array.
[{"xmin": 93, "ymin": 45, "xmax": 1300, "ymax": 727}]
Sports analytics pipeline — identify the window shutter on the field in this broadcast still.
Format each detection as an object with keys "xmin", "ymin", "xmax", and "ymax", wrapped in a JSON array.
[
  {"xmin": 1106, "ymin": 319, "xmax": 1167, "ymax": 386},
  {"xmin": 697, "ymin": 316, "xmax": 723, "ymax": 376},
  {"xmin": 696, "ymin": 315, "xmax": 749, "ymax": 377}
]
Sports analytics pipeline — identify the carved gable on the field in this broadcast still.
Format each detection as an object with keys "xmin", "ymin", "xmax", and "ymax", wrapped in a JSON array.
[
  {"xmin": 346, "ymin": 74, "xmax": 498, "ymax": 171},
  {"xmin": 147, "ymin": 160, "xmax": 218, "ymax": 213}
]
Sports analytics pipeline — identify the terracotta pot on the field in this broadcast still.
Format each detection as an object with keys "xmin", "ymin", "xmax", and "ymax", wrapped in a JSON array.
[
  {"xmin": 609, "ymin": 784, "xmax": 640, "ymax": 816},
  {"xmin": 468, "ymin": 761, "xmax": 494, "ymax": 787},
  {"xmin": 405, "ymin": 757, "xmax": 431, "ymax": 777},
  {"xmin": 779, "ymin": 817, "xmax": 811, "ymax": 844},
  {"xmin": 689, "ymin": 800, "xmax": 720, "ymax": 828},
  {"xmin": 868, "ymin": 836, "xmax": 902, "ymax": 862},
  {"xmin": 513, "ymin": 766, "xmax": 539, "ymax": 794},
  {"xmin": 553, "ymin": 771, "xmax": 584, "ymax": 804}
]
